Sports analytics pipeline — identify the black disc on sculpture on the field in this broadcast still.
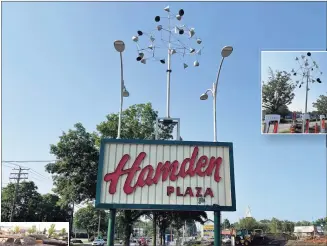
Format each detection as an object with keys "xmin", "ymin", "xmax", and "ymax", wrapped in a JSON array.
[
  {"xmin": 293, "ymin": 73, "xmax": 297, "ymax": 76},
  {"xmin": 136, "ymin": 56, "xmax": 142, "ymax": 61},
  {"xmin": 307, "ymin": 52, "xmax": 311, "ymax": 56},
  {"xmin": 137, "ymin": 30, "xmax": 143, "ymax": 36},
  {"xmin": 317, "ymin": 78, "xmax": 321, "ymax": 83},
  {"xmin": 179, "ymin": 9, "xmax": 184, "ymax": 16},
  {"xmin": 179, "ymin": 29, "xmax": 184, "ymax": 35},
  {"xmin": 160, "ymin": 59, "xmax": 165, "ymax": 64},
  {"xmin": 155, "ymin": 16, "xmax": 160, "ymax": 22}
]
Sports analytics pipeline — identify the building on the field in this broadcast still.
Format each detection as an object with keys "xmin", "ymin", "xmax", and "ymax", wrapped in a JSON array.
[
  {"xmin": 201, "ymin": 220, "xmax": 232, "ymax": 239},
  {"xmin": 294, "ymin": 226, "xmax": 324, "ymax": 238},
  {"xmin": 201, "ymin": 220, "xmax": 214, "ymax": 239}
]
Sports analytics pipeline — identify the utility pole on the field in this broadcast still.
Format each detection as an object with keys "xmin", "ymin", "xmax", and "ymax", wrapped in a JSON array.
[{"xmin": 9, "ymin": 167, "xmax": 29, "ymax": 222}]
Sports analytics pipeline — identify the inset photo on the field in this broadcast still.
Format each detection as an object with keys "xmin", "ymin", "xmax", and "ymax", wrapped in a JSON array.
[
  {"xmin": 261, "ymin": 51, "xmax": 326, "ymax": 134},
  {"xmin": 0, "ymin": 222, "xmax": 69, "ymax": 245}
]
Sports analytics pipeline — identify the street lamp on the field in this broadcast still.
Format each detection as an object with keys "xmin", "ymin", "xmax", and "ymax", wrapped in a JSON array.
[
  {"xmin": 114, "ymin": 40, "xmax": 130, "ymax": 139},
  {"xmin": 199, "ymin": 45, "xmax": 233, "ymax": 246},
  {"xmin": 199, "ymin": 45, "xmax": 233, "ymax": 142}
]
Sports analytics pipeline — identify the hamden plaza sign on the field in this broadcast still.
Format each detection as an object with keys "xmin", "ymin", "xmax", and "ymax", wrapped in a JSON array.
[{"xmin": 95, "ymin": 139, "xmax": 236, "ymax": 211}]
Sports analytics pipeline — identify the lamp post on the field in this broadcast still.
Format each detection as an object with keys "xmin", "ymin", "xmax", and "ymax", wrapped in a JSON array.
[
  {"xmin": 200, "ymin": 46, "xmax": 233, "ymax": 142},
  {"xmin": 199, "ymin": 45, "xmax": 233, "ymax": 246},
  {"xmin": 109, "ymin": 40, "xmax": 129, "ymax": 246},
  {"xmin": 114, "ymin": 40, "xmax": 130, "ymax": 139}
]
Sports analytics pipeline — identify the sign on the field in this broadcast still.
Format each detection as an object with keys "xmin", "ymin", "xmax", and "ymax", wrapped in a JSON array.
[
  {"xmin": 95, "ymin": 139, "xmax": 236, "ymax": 211},
  {"xmin": 203, "ymin": 225, "xmax": 214, "ymax": 238}
]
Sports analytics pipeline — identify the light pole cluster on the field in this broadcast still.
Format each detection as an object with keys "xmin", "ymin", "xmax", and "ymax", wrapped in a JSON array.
[
  {"xmin": 112, "ymin": 7, "xmax": 233, "ymax": 246},
  {"xmin": 291, "ymin": 52, "xmax": 323, "ymax": 133}
]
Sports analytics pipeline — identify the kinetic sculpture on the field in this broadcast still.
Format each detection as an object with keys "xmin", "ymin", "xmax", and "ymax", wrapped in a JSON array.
[{"xmin": 132, "ymin": 6, "xmax": 204, "ymax": 118}]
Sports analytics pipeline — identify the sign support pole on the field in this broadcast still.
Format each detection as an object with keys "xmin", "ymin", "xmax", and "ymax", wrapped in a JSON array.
[
  {"xmin": 214, "ymin": 211, "xmax": 221, "ymax": 246},
  {"xmin": 107, "ymin": 209, "xmax": 116, "ymax": 246}
]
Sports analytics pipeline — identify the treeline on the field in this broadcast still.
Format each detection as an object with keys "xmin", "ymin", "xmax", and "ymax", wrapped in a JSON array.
[{"xmin": 222, "ymin": 217, "xmax": 327, "ymax": 234}]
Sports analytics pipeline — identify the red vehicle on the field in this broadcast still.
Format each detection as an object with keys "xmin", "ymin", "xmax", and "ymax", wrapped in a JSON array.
[{"xmin": 138, "ymin": 238, "xmax": 148, "ymax": 246}]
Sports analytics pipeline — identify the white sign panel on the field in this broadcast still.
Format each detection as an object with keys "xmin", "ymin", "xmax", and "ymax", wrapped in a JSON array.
[{"xmin": 95, "ymin": 139, "xmax": 236, "ymax": 211}]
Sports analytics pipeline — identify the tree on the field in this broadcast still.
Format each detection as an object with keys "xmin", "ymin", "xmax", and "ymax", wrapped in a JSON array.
[
  {"xmin": 1, "ymin": 181, "xmax": 42, "ymax": 222},
  {"xmin": 312, "ymin": 94, "xmax": 327, "ymax": 114},
  {"xmin": 74, "ymin": 203, "xmax": 108, "ymax": 239},
  {"xmin": 262, "ymin": 68, "xmax": 296, "ymax": 114},
  {"xmin": 45, "ymin": 123, "xmax": 100, "ymax": 237},
  {"xmin": 222, "ymin": 219, "xmax": 231, "ymax": 229},
  {"xmin": 239, "ymin": 218, "xmax": 258, "ymax": 231},
  {"xmin": 46, "ymin": 123, "xmax": 99, "ymax": 204},
  {"xmin": 60, "ymin": 228, "xmax": 67, "ymax": 236},
  {"xmin": 48, "ymin": 224, "xmax": 56, "ymax": 237},
  {"xmin": 97, "ymin": 103, "xmax": 174, "ymax": 140},
  {"xmin": 314, "ymin": 217, "xmax": 327, "ymax": 227},
  {"xmin": 97, "ymin": 103, "xmax": 174, "ymax": 246},
  {"xmin": 1, "ymin": 182, "xmax": 70, "ymax": 222},
  {"xmin": 276, "ymin": 105, "xmax": 291, "ymax": 118},
  {"xmin": 37, "ymin": 194, "xmax": 71, "ymax": 222},
  {"xmin": 28, "ymin": 225, "xmax": 37, "ymax": 234},
  {"xmin": 14, "ymin": 226, "xmax": 20, "ymax": 234}
]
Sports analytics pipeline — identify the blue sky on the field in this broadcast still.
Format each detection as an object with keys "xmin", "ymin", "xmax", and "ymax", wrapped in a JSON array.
[
  {"xmin": 261, "ymin": 51, "xmax": 327, "ymax": 112},
  {"xmin": 1, "ymin": 2, "xmax": 326, "ymax": 223}
]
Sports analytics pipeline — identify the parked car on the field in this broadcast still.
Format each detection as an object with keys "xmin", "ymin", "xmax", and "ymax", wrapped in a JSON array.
[
  {"xmin": 222, "ymin": 237, "xmax": 231, "ymax": 244},
  {"xmin": 71, "ymin": 239, "xmax": 84, "ymax": 246},
  {"xmin": 92, "ymin": 239, "xmax": 105, "ymax": 246}
]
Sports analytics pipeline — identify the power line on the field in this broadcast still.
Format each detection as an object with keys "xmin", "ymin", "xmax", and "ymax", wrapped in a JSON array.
[
  {"xmin": 4, "ymin": 162, "xmax": 53, "ymax": 181},
  {"xmin": 9, "ymin": 167, "xmax": 30, "ymax": 222}
]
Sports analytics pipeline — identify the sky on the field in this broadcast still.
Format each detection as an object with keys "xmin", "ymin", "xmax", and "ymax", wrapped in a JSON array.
[
  {"xmin": 261, "ymin": 51, "xmax": 327, "ymax": 112},
  {"xmin": 0, "ymin": 222, "xmax": 69, "ymax": 232},
  {"xmin": 1, "ymin": 2, "xmax": 327, "ymax": 223}
]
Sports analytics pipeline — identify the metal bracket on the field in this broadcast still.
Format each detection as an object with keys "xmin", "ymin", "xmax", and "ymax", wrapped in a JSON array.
[{"xmin": 155, "ymin": 117, "xmax": 181, "ymax": 140}]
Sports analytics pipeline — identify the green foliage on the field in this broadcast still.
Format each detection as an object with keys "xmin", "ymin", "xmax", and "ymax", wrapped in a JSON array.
[
  {"xmin": 48, "ymin": 224, "xmax": 56, "ymax": 237},
  {"xmin": 74, "ymin": 203, "xmax": 108, "ymax": 236},
  {"xmin": 14, "ymin": 226, "xmax": 20, "ymax": 234},
  {"xmin": 312, "ymin": 93, "xmax": 327, "ymax": 114},
  {"xmin": 46, "ymin": 123, "xmax": 100, "ymax": 205},
  {"xmin": 239, "ymin": 217, "xmax": 258, "ymax": 231},
  {"xmin": 222, "ymin": 219, "xmax": 231, "ymax": 229},
  {"xmin": 262, "ymin": 68, "xmax": 295, "ymax": 114},
  {"xmin": 1, "ymin": 181, "xmax": 70, "ymax": 222},
  {"xmin": 97, "ymin": 103, "xmax": 174, "ymax": 140},
  {"xmin": 28, "ymin": 225, "xmax": 37, "ymax": 234},
  {"xmin": 60, "ymin": 228, "xmax": 67, "ymax": 236}
]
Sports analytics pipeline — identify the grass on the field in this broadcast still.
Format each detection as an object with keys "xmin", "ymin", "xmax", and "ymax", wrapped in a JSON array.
[{"xmin": 279, "ymin": 129, "xmax": 291, "ymax": 133}]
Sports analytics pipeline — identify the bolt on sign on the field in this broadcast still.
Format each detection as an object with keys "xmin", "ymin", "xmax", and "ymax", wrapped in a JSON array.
[{"xmin": 95, "ymin": 139, "xmax": 236, "ymax": 211}]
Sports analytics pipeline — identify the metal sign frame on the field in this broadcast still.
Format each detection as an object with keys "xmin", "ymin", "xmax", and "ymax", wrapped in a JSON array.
[{"xmin": 95, "ymin": 138, "xmax": 236, "ymax": 212}]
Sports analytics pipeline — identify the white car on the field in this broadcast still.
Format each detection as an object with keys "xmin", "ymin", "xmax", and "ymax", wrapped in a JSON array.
[
  {"xmin": 222, "ymin": 237, "xmax": 231, "ymax": 244},
  {"xmin": 92, "ymin": 239, "xmax": 105, "ymax": 246}
]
